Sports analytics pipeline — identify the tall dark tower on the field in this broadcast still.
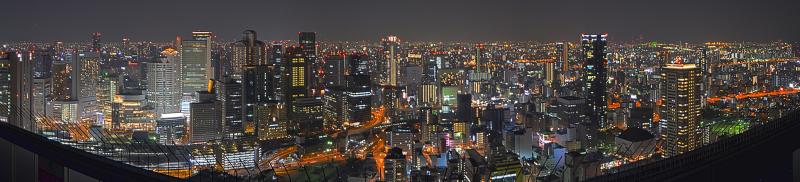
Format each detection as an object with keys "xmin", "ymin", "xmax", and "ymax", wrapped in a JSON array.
[
  {"xmin": 285, "ymin": 46, "xmax": 312, "ymax": 99},
  {"xmin": 581, "ymin": 34, "xmax": 608, "ymax": 129},
  {"xmin": 298, "ymin": 32, "xmax": 318, "ymax": 94}
]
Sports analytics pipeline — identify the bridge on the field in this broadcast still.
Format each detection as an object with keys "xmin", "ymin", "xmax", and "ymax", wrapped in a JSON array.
[{"xmin": 588, "ymin": 110, "xmax": 800, "ymax": 182}]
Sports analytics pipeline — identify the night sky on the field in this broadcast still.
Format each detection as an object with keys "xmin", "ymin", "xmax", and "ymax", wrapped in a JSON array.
[{"xmin": 3, "ymin": 0, "xmax": 799, "ymax": 42}]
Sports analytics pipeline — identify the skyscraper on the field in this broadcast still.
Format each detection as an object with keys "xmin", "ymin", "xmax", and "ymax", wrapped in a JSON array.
[
  {"xmin": 77, "ymin": 52, "xmax": 99, "ymax": 122},
  {"xmin": 659, "ymin": 62, "xmax": 702, "ymax": 158},
  {"xmin": 286, "ymin": 46, "xmax": 312, "ymax": 99},
  {"xmin": 217, "ymin": 78, "xmax": 244, "ymax": 139},
  {"xmin": 298, "ymin": 32, "xmax": 318, "ymax": 94},
  {"xmin": 581, "ymin": 34, "xmax": 608, "ymax": 129},
  {"xmin": 190, "ymin": 81, "xmax": 223, "ymax": 144},
  {"xmin": 383, "ymin": 147, "xmax": 408, "ymax": 182},
  {"xmin": 180, "ymin": 31, "xmax": 213, "ymax": 99},
  {"xmin": 381, "ymin": 35, "xmax": 401, "ymax": 86},
  {"xmin": 323, "ymin": 54, "xmax": 346, "ymax": 88},
  {"xmin": 556, "ymin": 42, "xmax": 570, "ymax": 85},
  {"xmin": 146, "ymin": 49, "xmax": 181, "ymax": 116},
  {"xmin": 231, "ymin": 30, "xmax": 267, "ymax": 79},
  {"xmin": 0, "ymin": 52, "xmax": 34, "ymax": 130},
  {"xmin": 346, "ymin": 74, "xmax": 371, "ymax": 125},
  {"xmin": 242, "ymin": 64, "xmax": 275, "ymax": 127}
]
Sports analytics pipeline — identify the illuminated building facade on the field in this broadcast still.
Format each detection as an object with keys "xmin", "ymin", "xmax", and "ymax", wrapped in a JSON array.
[
  {"xmin": 190, "ymin": 87, "xmax": 223, "ymax": 144},
  {"xmin": 581, "ymin": 34, "xmax": 608, "ymax": 129},
  {"xmin": 180, "ymin": 31, "xmax": 213, "ymax": 98},
  {"xmin": 660, "ymin": 63, "xmax": 702, "ymax": 157},
  {"xmin": 231, "ymin": 30, "xmax": 267, "ymax": 79},
  {"xmin": 146, "ymin": 55, "xmax": 181, "ymax": 116}
]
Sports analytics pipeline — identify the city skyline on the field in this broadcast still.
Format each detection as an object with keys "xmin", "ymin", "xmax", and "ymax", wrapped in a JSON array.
[
  {"xmin": 3, "ymin": 0, "xmax": 800, "ymax": 42},
  {"xmin": 0, "ymin": 1, "xmax": 799, "ymax": 181}
]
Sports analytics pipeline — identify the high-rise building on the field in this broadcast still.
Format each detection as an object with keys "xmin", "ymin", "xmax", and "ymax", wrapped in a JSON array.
[
  {"xmin": 180, "ymin": 31, "xmax": 213, "ymax": 98},
  {"xmin": 292, "ymin": 97, "xmax": 323, "ymax": 137},
  {"xmin": 557, "ymin": 96, "xmax": 587, "ymax": 128},
  {"xmin": 146, "ymin": 51, "xmax": 181, "ymax": 116},
  {"xmin": 270, "ymin": 44, "xmax": 286, "ymax": 101},
  {"xmin": 581, "ymin": 34, "xmax": 608, "ymax": 129},
  {"xmin": 298, "ymin": 32, "xmax": 318, "ymax": 94},
  {"xmin": 381, "ymin": 35, "xmax": 401, "ymax": 86},
  {"xmin": 51, "ymin": 61, "xmax": 73, "ymax": 100},
  {"xmin": 346, "ymin": 74, "xmax": 371, "ymax": 125},
  {"xmin": 77, "ymin": 52, "xmax": 99, "ymax": 122},
  {"xmin": 190, "ymin": 82, "xmax": 223, "ymax": 144},
  {"xmin": 659, "ymin": 63, "xmax": 702, "ymax": 158},
  {"xmin": 156, "ymin": 113, "xmax": 186, "ymax": 145},
  {"xmin": 286, "ymin": 46, "xmax": 312, "ymax": 99},
  {"xmin": 96, "ymin": 72, "xmax": 118, "ymax": 127},
  {"xmin": 32, "ymin": 77, "xmax": 51, "ymax": 123},
  {"xmin": 383, "ymin": 147, "xmax": 408, "ymax": 182},
  {"xmin": 254, "ymin": 102, "xmax": 288, "ymax": 141},
  {"xmin": 323, "ymin": 55, "xmax": 346, "ymax": 88},
  {"xmin": 231, "ymin": 30, "xmax": 267, "ymax": 79},
  {"xmin": 242, "ymin": 64, "xmax": 275, "ymax": 126},
  {"xmin": 0, "ymin": 52, "xmax": 34, "ymax": 130},
  {"xmin": 111, "ymin": 89, "xmax": 157, "ymax": 131},
  {"xmin": 348, "ymin": 53, "xmax": 369, "ymax": 76},
  {"xmin": 557, "ymin": 42, "xmax": 570, "ymax": 85},
  {"xmin": 217, "ymin": 78, "xmax": 244, "ymax": 139}
]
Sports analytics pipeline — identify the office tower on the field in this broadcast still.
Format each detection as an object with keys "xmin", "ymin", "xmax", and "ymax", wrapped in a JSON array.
[
  {"xmin": 146, "ymin": 54, "xmax": 181, "ymax": 116},
  {"xmin": 387, "ymin": 126, "xmax": 414, "ymax": 156},
  {"xmin": 383, "ymin": 147, "xmax": 408, "ymax": 182},
  {"xmin": 231, "ymin": 30, "xmax": 267, "ymax": 79},
  {"xmin": 557, "ymin": 96, "xmax": 587, "ymax": 127},
  {"xmin": 346, "ymin": 74, "xmax": 371, "ymax": 125},
  {"xmin": 33, "ymin": 49, "xmax": 54, "ymax": 78},
  {"xmin": 292, "ymin": 97, "xmax": 323, "ymax": 137},
  {"xmin": 270, "ymin": 44, "xmax": 285, "ymax": 101},
  {"xmin": 91, "ymin": 32, "xmax": 102, "ymax": 52},
  {"xmin": 557, "ymin": 42, "xmax": 570, "ymax": 85},
  {"xmin": 381, "ymin": 35, "xmax": 401, "ymax": 86},
  {"xmin": 285, "ymin": 45, "xmax": 322, "ymax": 137},
  {"xmin": 77, "ymin": 52, "xmax": 99, "ymax": 122},
  {"xmin": 418, "ymin": 84, "xmax": 439, "ymax": 106},
  {"xmin": 286, "ymin": 46, "xmax": 312, "ymax": 99},
  {"xmin": 323, "ymin": 86, "xmax": 345, "ymax": 127},
  {"xmin": 424, "ymin": 53, "xmax": 445, "ymax": 84},
  {"xmin": 418, "ymin": 107, "xmax": 437, "ymax": 144},
  {"xmin": 323, "ymin": 55, "xmax": 346, "ymax": 88},
  {"xmin": 156, "ymin": 113, "xmax": 186, "ymax": 145},
  {"xmin": 111, "ymin": 89, "xmax": 157, "ymax": 131},
  {"xmin": 50, "ymin": 100, "xmax": 79, "ymax": 123},
  {"xmin": 96, "ymin": 72, "xmax": 118, "ymax": 126},
  {"xmin": 255, "ymin": 102, "xmax": 288, "ymax": 141},
  {"xmin": 242, "ymin": 64, "xmax": 275, "ymax": 127},
  {"xmin": 52, "ymin": 62, "xmax": 73, "ymax": 100},
  {"xmin": 217, "ymin": 78, "xmax": 244, "ymax": 139},
  {"xmin": 581, "ymin": 34, "xmax": 608, "ymax": 129},
  {"xmin": 190, "ymin": 82, "xmax": 223, "ymax": 144},
  {"xmin": 32, "ymin": 77, "xmax": 51, "ymax": 122},
  {"xmin": 660, "ymin": 63, "xmax": 702, "ymax": 157},
  {"xmin": 180, "ymin": 31, "xmax": 213, "ymax": 98},
  {"xmin": 546, "ymin": 60, "xmax": 555, "ymax": 87},
  {"xmin": 298, "ymin": 32, "xmax": 318, "ymax": 94},
  {"xmin": 348, "ymin": 53, "xmax": 369, "ymax": 76},
  {"xmin": 0, "ymin": 52, "xmax": 34, "ymax": 130}
]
